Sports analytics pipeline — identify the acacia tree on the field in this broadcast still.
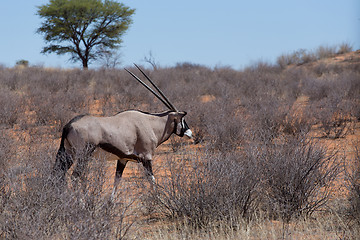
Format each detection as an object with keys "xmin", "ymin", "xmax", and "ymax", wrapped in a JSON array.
[{"xmin": 37, "ymin": 0, "xmax": 135, "ymax": 69}]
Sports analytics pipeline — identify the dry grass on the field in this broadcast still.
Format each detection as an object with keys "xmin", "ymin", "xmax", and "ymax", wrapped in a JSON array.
[
  {"xmin": 0, "ymin": 46, "xmax": 360, "ymax": 239},
  {"xmin": 134, "ymin": 213, "xmax": 351, "ymax": 240}
]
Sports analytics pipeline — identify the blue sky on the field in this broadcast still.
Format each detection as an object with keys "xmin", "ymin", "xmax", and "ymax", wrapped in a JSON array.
[{"xmin": 0, "ymin": 0, "xmax": 359, "ymax": 69}]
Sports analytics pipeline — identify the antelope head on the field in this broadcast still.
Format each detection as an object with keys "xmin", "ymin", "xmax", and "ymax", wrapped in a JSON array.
[{"xmin": 125, "ymin": 64, "xmax": 193, "ymax": 139}]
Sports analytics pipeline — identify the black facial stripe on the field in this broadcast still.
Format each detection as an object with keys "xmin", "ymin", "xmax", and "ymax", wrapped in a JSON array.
[
  {"xmin": 173, "ymin": 119, "xmax": 185, "ymax": 137},
  {"xmin": 183, "ymin": 120, "xmax": 189, "ymax": 130}
]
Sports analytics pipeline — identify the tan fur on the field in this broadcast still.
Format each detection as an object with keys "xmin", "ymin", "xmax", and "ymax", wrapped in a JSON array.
[
  {"xmin": 53, "ymin": 110, "xmax": 189, "ymax": 190},
  {"xmin": 55, "ymin": 65, "xmax": 192, "ymax": 194},
  {"xmin": 65, "ymin": 110, "xmax": 185, "ymax": 161}
]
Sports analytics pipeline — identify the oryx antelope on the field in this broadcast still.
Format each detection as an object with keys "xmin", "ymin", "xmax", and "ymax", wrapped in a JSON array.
[{"xmin": 54, "ymin": 64, "xmax": 192, "ymax": 192}]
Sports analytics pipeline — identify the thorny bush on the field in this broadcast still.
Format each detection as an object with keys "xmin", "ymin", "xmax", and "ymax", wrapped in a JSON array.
[
  {"xmin": 139, "ymin": 152, "xmax": 260, "ymax": 228},
  {"xmin": 0, "ymin": 146, "xmax": 134, "ymax": 240}
]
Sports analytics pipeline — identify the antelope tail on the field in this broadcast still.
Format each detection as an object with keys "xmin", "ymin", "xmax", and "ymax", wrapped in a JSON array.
[{"xmin": 53, "ymin": 115, "xmax": 86, "ymax": 181}]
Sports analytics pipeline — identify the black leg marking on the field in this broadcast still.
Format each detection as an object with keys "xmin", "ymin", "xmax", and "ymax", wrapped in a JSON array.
[
  {"xmin": 112, "ymin": 159, "xmax": 128, "ymax": 199},
  {"xmin": 141, "ymin": 160, "xmax": 154, "ymax": 178},
  {"xmin": 115, "ymin": 159, "xmax": 127, "ymax": 179}
]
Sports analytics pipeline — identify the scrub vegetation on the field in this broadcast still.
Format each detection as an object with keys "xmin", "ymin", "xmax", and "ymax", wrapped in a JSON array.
[{"xmin": 0, "ymin": 44, "xmax": 359, "ymax": 239}]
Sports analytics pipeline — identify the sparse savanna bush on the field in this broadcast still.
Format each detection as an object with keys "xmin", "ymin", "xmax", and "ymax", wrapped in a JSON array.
[
  {"xmin": 0, "ymin": 142, "xmax": 134, "ymax": 239},
  {"xmin": 139, "ymin": 152, "xmax": 260, "ymax": 228},
  {"xmin": 0, "ymin": 47, "xmax": 359, "ymax": 238},
  {"xmin": 276, "ymin": 43, "xmax": 353, "ymax": 68},
  {"xmin": 138, "ymin": 132, "xmax": 341, "ymax": 223},
  {"xmin": 345, "ymin": 141, "xmax": 360, "ymax": 238},
  {"xmin": 0, "ymin": 88, "xmax": 23, "ymax": 128},
  {"xmin": 255, "ymin": 136, "xmax": 341, "ymax": 223},
  {"xmin": 302, "ymin": 70, "xmax": 360, "ymax": 138}
]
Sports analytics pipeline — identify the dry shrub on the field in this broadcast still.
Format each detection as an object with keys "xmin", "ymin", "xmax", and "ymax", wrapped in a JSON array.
[
  {"xmin": 254, "ymin": 136, "xmax": 340, "ymax": 223},
  {"xmin": 245, "ymin": 97, "xmax": 287, "ymax": 141},
  {"xmin": 315, "ymin": 45, "xmax": 337, "ymax": 60},
  {"xmin": 0, "ymin": 88, "xmax": 23, "ymax": 128},
  {"xmin": 0, "ymin": 45, "xmax": 359, "ymax": 237},
  {"xmin": 203, "ymin": 99, "xmax": 246, "ymax": 152},
  {"xmin": 277, "ymin": 49, "xmax": 317, "ymax": 68},
  {"xmin": 337, "ymin": 42, "xmax": 353, "ymax": 54},
  {"xmin": 244, "ymin": 93, "xmax": 305, "ymax": 142},
  {"xmin": 281, "ymin": 106, "xmax": 314, "ymax": 137},
  {"xmin": 346, "ymin": 141, "xmax": 360, "ymax": 237},
  {"xmin": 302, "ymin": 76, "xmax": 331, "ymax": 102},
  {"xmin": 277, "ymin": 44, "xmax": 353, "ymax": 68},
  {"xmin": 0, "ymin": 149, "xmax": 134, "ymax": 240},
  {"xmin": 310, "ymin": 97, "xmax": 353, "ymax": 139},
  {"xmin": 141, "ymin": 152, "xmax": 260, "ymax": 228},
  {"xmin": 302, "ymin": 72, "xmax": 359, "ymax": 138},
  {"xmin": 0, "ymin": 130, "xmax": 14, "ymax": 197}
]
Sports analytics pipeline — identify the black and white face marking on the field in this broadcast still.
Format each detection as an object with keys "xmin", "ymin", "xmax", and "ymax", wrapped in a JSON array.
[{"xmin": 176, "ymin": 118, "xmax": 192, "ymax": 138}]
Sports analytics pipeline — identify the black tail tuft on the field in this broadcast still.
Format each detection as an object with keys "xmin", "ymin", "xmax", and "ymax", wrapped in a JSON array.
[
  {"xmin": 53, "ymin": 128, "xmax": 72, "ymax": 182},
  {"xmin": 53, "ymin": 115, "xmax": 87, "ymax": 182}
]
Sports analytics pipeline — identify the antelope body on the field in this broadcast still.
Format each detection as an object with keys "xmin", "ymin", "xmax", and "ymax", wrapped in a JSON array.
[{"xmin": 54, "ymin": 65, "xmax": 192, "ymax": 192}]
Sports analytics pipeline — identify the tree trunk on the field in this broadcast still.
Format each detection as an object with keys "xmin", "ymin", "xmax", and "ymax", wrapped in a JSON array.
[
  {"xmin": 82, "ymin": 49, "xmax": 89, "ymax": 69},
  {"xmin": 82, "ymin": 60, "xmax": 88, "ymax": 69}
]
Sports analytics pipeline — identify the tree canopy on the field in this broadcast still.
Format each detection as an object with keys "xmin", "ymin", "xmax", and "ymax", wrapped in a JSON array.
[{"xmin": 37, "ymin": 0, "xmax": 135, "ymax": 68}]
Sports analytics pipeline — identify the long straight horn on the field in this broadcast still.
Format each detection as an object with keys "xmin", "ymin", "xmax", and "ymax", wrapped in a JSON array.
[
  {"xmin": 134, "ymin": 64, "xmax": 178, "ymax": 112},
  {"xmin": 124, "ymin": 68, "xmax": 173, "ymax": 110}
]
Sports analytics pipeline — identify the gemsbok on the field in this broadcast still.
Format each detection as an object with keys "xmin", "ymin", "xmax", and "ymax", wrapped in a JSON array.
[{"xmin": 54, "ymin": 64, "xmax": 192, "ymax": 193}]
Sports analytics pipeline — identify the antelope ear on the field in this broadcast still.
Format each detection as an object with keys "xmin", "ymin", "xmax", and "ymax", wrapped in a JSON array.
[
  {"xmin": 179, "ymin": 111, "xmax": 187, "ymax": 117},
  {"xmin": 169, "ymin": 111, "xmax": 187, "ymax": 121}
]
